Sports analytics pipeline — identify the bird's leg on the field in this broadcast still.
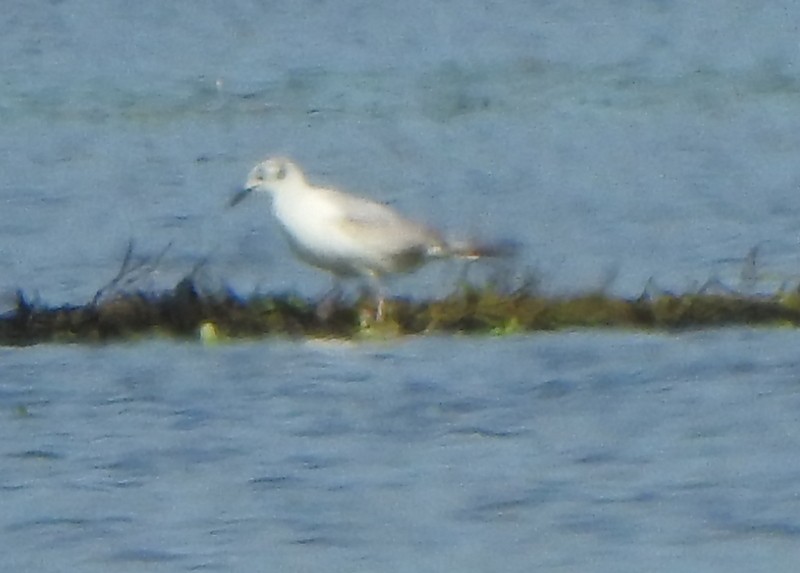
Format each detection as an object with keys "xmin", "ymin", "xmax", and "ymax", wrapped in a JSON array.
[
  {"xmin": 376, "ymin": 294, "xmax": 386, "ymax": 322},
  {"xmin": 364, "ymin": 273, "xmax": 387, "ymax": 322},
  {"xmin": 316, "ymin": 279, "xmax": 343, "ymax": 321}
]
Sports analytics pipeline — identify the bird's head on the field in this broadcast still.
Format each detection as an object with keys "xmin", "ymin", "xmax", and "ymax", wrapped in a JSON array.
[{"xmin": 229, "ymin": 156, "xmax": 304, "ymax": 207}]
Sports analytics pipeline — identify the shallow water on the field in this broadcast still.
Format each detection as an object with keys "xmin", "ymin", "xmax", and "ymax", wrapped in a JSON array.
[
  {"xmin": 2, "ymin": 1, "xmax": 800, "ymax": 571},
  {"xmin": 3, "ymin": 331, "xmax": 800, "ymax": 572}
]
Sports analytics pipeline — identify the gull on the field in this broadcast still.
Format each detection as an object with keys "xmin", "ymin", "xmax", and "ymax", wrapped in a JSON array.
[{"xmin": 230, "ymin": 157, "xmax": 512, "ymax": 320}]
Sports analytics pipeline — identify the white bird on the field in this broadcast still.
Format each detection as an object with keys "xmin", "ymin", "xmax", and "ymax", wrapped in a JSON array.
[{"xmin": 230, "ymin": 157, "xmax": 511, "ymax": 320}]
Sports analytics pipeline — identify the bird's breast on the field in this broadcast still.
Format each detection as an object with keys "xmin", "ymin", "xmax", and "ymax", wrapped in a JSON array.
[{"xmin": 272, "ymin": 189, "xmax": 353, "ymax": 257}]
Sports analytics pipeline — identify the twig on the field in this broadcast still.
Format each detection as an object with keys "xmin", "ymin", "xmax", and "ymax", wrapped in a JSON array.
[{"xmin": 91, "ymin": 240, "xmax": 173, "ymax": 305}]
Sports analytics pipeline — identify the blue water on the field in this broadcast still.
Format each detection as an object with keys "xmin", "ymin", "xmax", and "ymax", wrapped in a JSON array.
[
  {"xmin": 3, "ymin": 332, "xmax": 800, "ymax": 572},
  {"xmin": 2, "ymin": 1, "xmax": 800, "ymax": 571}
]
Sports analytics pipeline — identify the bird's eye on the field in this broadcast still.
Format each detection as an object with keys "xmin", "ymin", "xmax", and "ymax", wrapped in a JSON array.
[{"xmin": 276, "ymin": 165, "xmax": 287, "ymax": 180}]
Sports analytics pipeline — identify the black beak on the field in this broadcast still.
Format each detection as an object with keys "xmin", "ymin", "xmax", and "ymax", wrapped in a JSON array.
[{"xmin": 228, "ymin": 187, "xmax": 253, "ymax": 208}]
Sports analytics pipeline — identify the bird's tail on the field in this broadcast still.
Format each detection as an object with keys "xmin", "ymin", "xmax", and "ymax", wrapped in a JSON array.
[{"xmin": 440, "ymin": 238, "xmax": 521, "ymax": 260}]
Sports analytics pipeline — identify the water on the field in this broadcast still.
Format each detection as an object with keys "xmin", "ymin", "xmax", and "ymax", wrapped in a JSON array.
[
  {"xmin": 2, "ymin": 0, "xmax": 800, "ymax": 570},
  {"xmin": 3, "ymin": 332, "xmax": 800, "ymax": 572}
]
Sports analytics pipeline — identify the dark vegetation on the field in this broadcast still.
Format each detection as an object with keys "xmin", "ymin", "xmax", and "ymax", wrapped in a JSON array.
[{"xmin": 2, "ymin": 244, "xmax": 799, "ymax": 346}]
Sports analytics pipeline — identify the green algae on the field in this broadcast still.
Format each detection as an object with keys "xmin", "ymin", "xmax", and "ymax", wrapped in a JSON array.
[{"xmin": 2, "ymin": 278, "xmax": 800, "ymax": 346}]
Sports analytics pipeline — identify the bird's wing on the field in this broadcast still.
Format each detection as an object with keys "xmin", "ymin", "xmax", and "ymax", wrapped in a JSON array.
[{"xmin": 336, "ymin": 197, "xmax": 444, "ymax": 255}]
